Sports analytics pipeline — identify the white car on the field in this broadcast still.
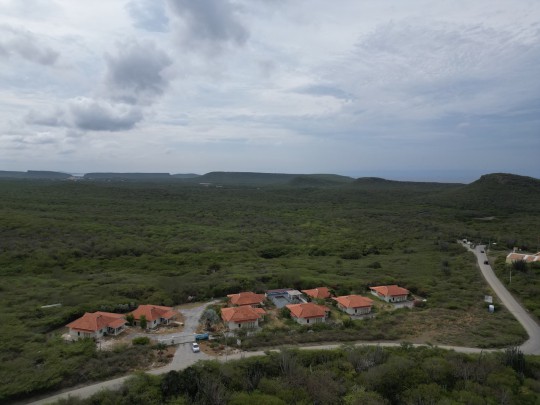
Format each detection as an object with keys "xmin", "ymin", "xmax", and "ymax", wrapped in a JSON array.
[{"xmin": 191, "ymin": 342, "xmax": 200, "ymax": 353}]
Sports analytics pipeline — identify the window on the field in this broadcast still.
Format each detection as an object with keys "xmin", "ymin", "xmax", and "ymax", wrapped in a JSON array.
[
  {"xmin": 238, "ymin": 324, "xmax": 241, "ymax": 328},
  {"xmin": 307, "ymin": 319, "xmax": 310, "ymax": 324}
]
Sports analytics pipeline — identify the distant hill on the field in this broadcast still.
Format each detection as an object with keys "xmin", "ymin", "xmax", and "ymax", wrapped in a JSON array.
[
  {"xmin": 434, "ymin": 173, "xmax": 540, "ymax": 214},
  {"xmin": 171, "ymin": 173, "xmax": 200, "ymax": 179},
  {"xmin": 350, "ymin": 177, "xmax": 463, "ymax": 192},
  {"xmin": 288, "ymin": 174, "xmax": 355, "ymax": 187},
  {"xmin": 0, "ymin": 170, "xmax": 71, "ymax": 179},
  {"xmin": 192, "ymin": 172, "xmax": 355, "ymax": 186},
  {"xmin": 83, "ymin": 173, "xmax": 172, "ymax": 180}
]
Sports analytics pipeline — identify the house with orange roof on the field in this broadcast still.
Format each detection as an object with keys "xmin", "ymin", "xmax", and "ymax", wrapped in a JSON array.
[
  {"xmin": 285, "ymin": 302, "xmax": 329, "ymax": 325},
  {"xmin": 506, "ymin": 251, "xmax": 540, "ymax": 264},
  {"xmin": 130, "ymin": 305, "xmax": 177, "ymax": 329},
  {"xmin": 227, "ymin": 291, "xmax": 266, "ymax": 307},
  {"xmin": 302, "ymin": 287, "xmax": 332, "ymax": 300},
  {"xmin": 370, "ymin": 285, "xmax": 409, "ymax": 303},
  {"xmin": 333, "ymin": 295, "xmax": 374, "ymax": 316},
  {"xmin": 66, "ymin": 311, "xmax": 126, "ymax": 340},
  {"xmin": 221, "ymin": 306, "xmax": 266, "ymax": 330}
]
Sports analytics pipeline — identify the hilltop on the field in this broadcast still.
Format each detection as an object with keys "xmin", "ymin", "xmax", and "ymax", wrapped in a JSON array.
[{"xmin": 433, "ymin": 173, "xmax": 540, "ymax": 214}]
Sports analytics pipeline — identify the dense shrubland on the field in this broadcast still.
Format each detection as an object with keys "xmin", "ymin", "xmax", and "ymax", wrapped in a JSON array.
[
  {"xmin": 0, "ymin": 177, "xmax": 538, "ymax": 402},
  {"xmin": 54, "ymin": 346, "xmax": 540, "ymax": 405}
]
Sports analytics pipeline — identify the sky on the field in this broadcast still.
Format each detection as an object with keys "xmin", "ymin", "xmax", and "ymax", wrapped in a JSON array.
[{"xmin": 0, "ymin": 0, "xmax": 539, "ymax": 182}]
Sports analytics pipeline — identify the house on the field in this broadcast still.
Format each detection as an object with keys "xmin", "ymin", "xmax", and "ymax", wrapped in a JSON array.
[
  {"xmin": 506, "ymin": 251, "xmax": 540, "ymax": 264},
  {"xmin": 221, "ymin": 306, "xmax": 266, "ymax": 330},
  {"xmin": 130, "ymin": 305, "xmax": 176, "ymax": 329},
  {"xmin": 66, "ymin": 311, "xmax": 126, "ymax": 340},
  {"xmin": 285, "ymin": 303, "xmax": 329, "ymax": 325},
  {"xmin": 302, "ymin": 287, "xmax": 332, "ymax": 300},
  {"xmin": 333, "ymin": 295, "xmax": 373, "ymax": 315},
  {"xmin": 370, "ymin": 285, "xmax": 409, "ymax": 303},
  {"xmin": 227, "ymin": 291, "xmax": 266, "ymax": 307}
]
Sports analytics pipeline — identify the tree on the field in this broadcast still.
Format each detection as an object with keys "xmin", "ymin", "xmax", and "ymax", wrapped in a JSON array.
[
  {"xmin": 126, "ymin": 313, "xmax": 134, "ymax": 326},
  {"xmin": 201, "ymin": 309, "xmax": 221, "ymax": 330},
  {"xmin": 140, "ymin": 314, "xmax": 147, "ymax": 329}
]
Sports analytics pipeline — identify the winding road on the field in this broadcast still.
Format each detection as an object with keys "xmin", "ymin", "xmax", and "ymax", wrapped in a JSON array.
[
  {"xmin": 463, "ymin": 243, "xmax": 540, "ymax": 355},
  {"xmin": 27, "ymin": 246, "xmax": 540, "ymax": 404}
]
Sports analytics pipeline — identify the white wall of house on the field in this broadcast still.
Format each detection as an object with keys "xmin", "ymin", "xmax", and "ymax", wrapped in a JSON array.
[
  {"xmin": 227, "ymin": 319, "xmax": 259, "ymax": 330},
  {"xmin": 292, "ymin": 316, "xmax": 325, "ymax": 325},
  {"xmin": 370, "ymin": 290, "xmax": 407, "ymax": 303},
  {"xmin": 338, "ymin": 304, "xmax": 371, "ymax": 315},
  {"xmin": 69, "ymin": 328, "xmax": 104, "ymax": 340}
]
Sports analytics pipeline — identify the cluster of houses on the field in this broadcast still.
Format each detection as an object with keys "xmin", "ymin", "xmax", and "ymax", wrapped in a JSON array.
[
  {"xmin": 220, "ymin": 284, "xmax": 410, "ymax": 330},
  {"xmin": 65, "ymin": 284, "xmax": 410, "ymax": 340},
  {"xmin": 66, "ymin": 304, "xmax": 176, "ymax": 341}
]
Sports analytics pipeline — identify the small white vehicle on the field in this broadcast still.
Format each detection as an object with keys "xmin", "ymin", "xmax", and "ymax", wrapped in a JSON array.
[{"xmin": 191, "ymin": 342, "xmax": 200, "ymax": 353}]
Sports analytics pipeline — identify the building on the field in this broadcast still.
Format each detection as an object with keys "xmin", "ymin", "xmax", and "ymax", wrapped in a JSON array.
[
  {"xmin": 285, "ymin": 303, "xmax": 329, "ymax": 325},
  {"xmin": 221, "ymin": 306, "xmax": 266, "ymax": 330},
  {"xmin": 333, "ymin": 295, "xmax": 373, "ymax": 315},
  {"xmin": 130, "ymin": 305, "xmax": 176, "ymax": 329},
  {"xmin": 370, "ymin": 285, "xmax": 409, "ymax": 303},
  {"xmin": 227, "ymin": 292, "xmax": 266, "ymax": 307},
  {"xmin": 506, "ymin": 251, "xmax": 540, "ymax": 264},
  {"xmin": 302, "ymin": 287, "xmax": 332, "ymax": 300},
  {"xmin": 66, "ymin": 311, "xmax": 126, "ymax": 340}
]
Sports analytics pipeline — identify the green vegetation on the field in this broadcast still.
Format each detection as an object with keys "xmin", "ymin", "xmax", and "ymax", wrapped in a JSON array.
[
  {"xmin": 0, "ymin": 173, "xmax": 538, "ymax": 403},
  {"xmin": 493, "ymin": 256, "xmax": 540, "ymax": 318},
  {"xmin": 53, "ymin": 346, "xmax": 540, "ymax": 404}
]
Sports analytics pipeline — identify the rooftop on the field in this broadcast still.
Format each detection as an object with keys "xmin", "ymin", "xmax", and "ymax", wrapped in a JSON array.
[
  {"xmin": 333, "ymin": 295, "xmax": 374, "ymax": 308},
  {"xmin": 286, "ymin": 303, "xmax": 329, "ymax": 319}
]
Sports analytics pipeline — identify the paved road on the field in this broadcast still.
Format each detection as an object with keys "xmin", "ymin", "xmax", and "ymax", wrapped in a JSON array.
[
  {"xmin": 463, "ymin": 243, "xmax": 540, "ymax": 355},
  {"xmin": 27, "ymin": 301, "xmax": 216, "ymax": 405},
  {"xmin": 27, "ymin": 253, "xmax": 540, "ymax": 404}
]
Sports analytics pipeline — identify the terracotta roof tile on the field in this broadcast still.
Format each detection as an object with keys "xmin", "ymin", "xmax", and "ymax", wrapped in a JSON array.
[
  {"xmin": 302, "ymin": 287, "xmax": 331, "ymax": 299},
  {"xmin": 286, "ymin": 303, "xmax": 329, "ymax": 319},
  {"xmin": 333, "ymin": 295, "xmax": 373, "ymax": 308},
  {"xmin": 370, "ymin": 285, "xmax": 409, "ymax": 297},
  {"xmin": 227, "ymin": 292, "xmax": 266, "ymax": 306},
  {"xmin": 130, "ymin": 305, "xmax": 176, "ymax": 322},
  {"xmin": 221, "ymin": 306, "xmax": 266, "ymax": 323},
  {"xmin": 66, "ymin": 312, "xmax": 126, "ymax": 332}
]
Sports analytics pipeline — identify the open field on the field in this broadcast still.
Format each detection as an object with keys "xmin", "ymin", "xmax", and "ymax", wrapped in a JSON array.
[{"xmin": 0, "ymin": 174, "xmax": 538, "ymax": 402}]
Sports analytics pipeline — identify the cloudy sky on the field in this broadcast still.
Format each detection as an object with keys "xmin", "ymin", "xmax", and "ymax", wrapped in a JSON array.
[{"xmin": 1, "ymin": 0, "xmax": 539, "ymax": 182}]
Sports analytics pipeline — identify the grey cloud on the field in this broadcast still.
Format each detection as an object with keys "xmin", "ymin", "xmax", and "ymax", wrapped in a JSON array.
[
  {"xmin": 25, "ymin": 109, "xmax": 65, "ymax": 127},
  {"xmin": 167, "ymin": 0, "xmax": 248, "ymax": 50},
  {"xmin": 126, "ymin": 0, "xmax": 169, "ymax": 32},
  {"xmin": 103, "ymin": 40, "xmax": 172, "ymax": 105},
  {"xmin": 68, "ymin": 98, "xmax": 143, "ymax": 131},
  {"xmin": 0, "ymin": 25, "xmax": 59, "ymax": 65},
  {"xmin": 294, "ymin": 84, "xmax": 354, "ymax": 100}
]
